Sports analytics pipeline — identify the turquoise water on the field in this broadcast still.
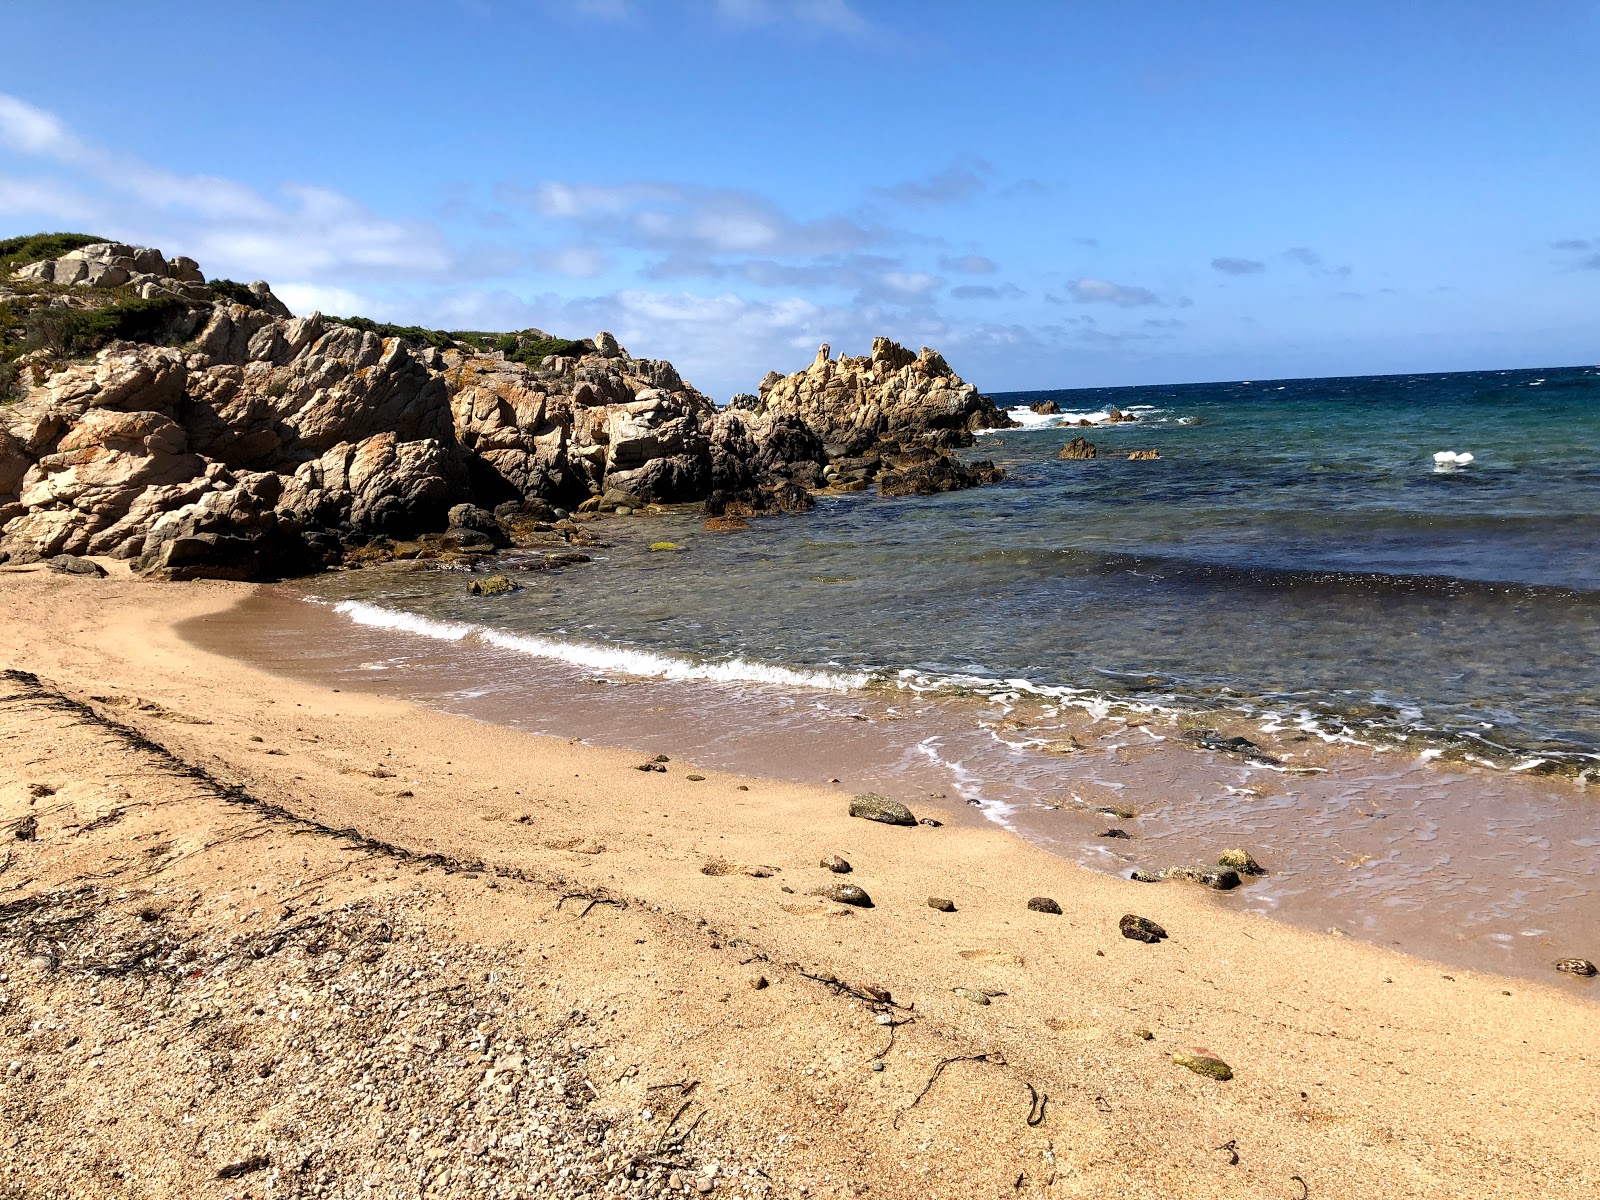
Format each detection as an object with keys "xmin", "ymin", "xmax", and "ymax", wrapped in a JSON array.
[{"xmin": 306, "ymin": 364, "xmax": 1600, "ymax": 768}]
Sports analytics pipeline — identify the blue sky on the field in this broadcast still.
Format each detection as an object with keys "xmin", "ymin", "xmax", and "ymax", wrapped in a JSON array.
[{"xmin": 2, "ymin": 1, "xmax": 1597, "ymax": 398}]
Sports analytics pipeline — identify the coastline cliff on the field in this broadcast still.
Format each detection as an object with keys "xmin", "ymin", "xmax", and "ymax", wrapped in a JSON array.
[{"xmin": 1, "ymin": 237, "xmax": 1009, "ymax": 580}]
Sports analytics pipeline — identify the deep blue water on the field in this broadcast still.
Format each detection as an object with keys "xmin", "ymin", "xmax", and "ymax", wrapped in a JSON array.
[{"xmin": 307, "ymin": 364, "xmax": 1600, "ymax": 767}]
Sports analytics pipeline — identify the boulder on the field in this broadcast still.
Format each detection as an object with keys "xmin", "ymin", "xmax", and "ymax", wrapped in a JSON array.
[
  {"xmin": 1058, "ymin": 437, "xmax": 1098, "ymax": 460},
  {"xmin": 878, "ymin": 452, "xmax": 1003, "ymax": 497},
  {"xmin": 1029, "ymin": 400, "xmax": 1060, "ymax": 414},
  {"xmin": 135, "ymin": 472, "xmax": 313, "ymax": 581},
  {"xmin": 750, "ymin": 337, "xmax": 1014, "ymax": 454},
  {"xmin": 446, "ymin": 503, "xmax": 511, "ymax": 548},
  {"xmin": 45, "ymin": 553, "xmax": 106, "ymax": 576}
]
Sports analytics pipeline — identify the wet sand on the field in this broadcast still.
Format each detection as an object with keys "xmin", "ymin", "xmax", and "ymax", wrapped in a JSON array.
[{"xmin": 187, "ymin": 585, "xmax": 1600, "ymax": 988}]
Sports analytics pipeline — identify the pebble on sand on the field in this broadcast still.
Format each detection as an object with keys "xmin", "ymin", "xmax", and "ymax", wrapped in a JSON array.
[
  {"xmin": 1026, "ymin": 896, "xmax": 1062, "ymax": 915},
  {"xmin": 1120, "ymin": 914, "xmax": 1168, "ymax": 943},
  {"xmin": 820, "ymin": 854, "xmax": 852, "ymax": 873},
  {"xmin": 1172, "ymin": 1047, "xmax": 1233, "ymax": 1080},
  {"xmin": 927, "ymin": 897, "xmax": 956, "ymax": 912}
]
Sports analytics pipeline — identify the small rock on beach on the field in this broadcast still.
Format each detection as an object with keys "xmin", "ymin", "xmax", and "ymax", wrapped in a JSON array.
[
  {"xmin": 820, "ymin": 854, "xmax": 852, "ymax": 873},
  {"xmin": 1120, "ymin": 914, "xmax": 1167, "ymax": 943},
  {"xmin": 1173, "ymin": 1047, "xmax": 1233, "ymax": 1080},
  {"xmin": 1026, "ymin": 896, "xmax": 1062, "ymax": 915},
  {"xmin": 849, "ymin": 793, "xmax": 917, "ymax": 826},
  {"xmin": 927, "ymin": 897, "xmax": 956, "ymax": 912},
  {"xmin": 813, "ymin": 883, "xmax": 873, "ymax": 908}
]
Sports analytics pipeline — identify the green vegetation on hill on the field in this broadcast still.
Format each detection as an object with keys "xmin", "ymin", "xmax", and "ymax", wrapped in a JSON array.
[
  {"xmin": 318, "ymin": 315, "xmax": 592, "ymax": 364},
  {"xmin": 0, "ymin": 232, "xmax": 104, "ymax": 274},
  {"xmin": 2, "ymin": 292, "xmax": 195, "ymax": 399}
]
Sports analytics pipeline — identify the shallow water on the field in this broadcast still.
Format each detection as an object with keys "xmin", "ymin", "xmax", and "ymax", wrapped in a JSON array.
[{"xmin": 298, "ymin": 364, "xmax": 1600, "ymax": 768}]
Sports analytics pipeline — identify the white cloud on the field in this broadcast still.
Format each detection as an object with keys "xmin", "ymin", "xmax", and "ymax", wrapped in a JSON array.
[
  {"xmin": 879, "ymin": 271, "xmax": 940, "ymax": 296},
  {"xmin": 1065, "ymin": 278, "xmax": 1162, "ymax": 307},
  {"xmin": 0, "ymin": 91, "xmax": 453, "ymax": 284},
  {"xmin": 272, "ymin": 283, "xmax": 381, "ymax": 318},
  {"xmin": 515, "ymin": 179, "xmax": 875, "ymax": 258}
]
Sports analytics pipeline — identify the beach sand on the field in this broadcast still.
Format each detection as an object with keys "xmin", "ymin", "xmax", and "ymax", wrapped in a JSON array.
[{"xmin": 1, "ymin": 564, "xmax": 1595, "ymax": 1199}]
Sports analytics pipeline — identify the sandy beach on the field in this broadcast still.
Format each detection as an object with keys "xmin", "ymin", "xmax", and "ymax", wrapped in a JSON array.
[{"xmin": 2, "ymin": 564, "xmax": 1596, "ymax": 1200}]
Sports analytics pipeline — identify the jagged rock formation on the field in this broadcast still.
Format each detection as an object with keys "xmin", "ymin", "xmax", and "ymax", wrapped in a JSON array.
[
  {"xmin": 12, "ymin": 240, "xmax": 290, "ymax": 315},
  {"xmin": 1, "ymin": 244, "xmax": 1009, "ymax": 579},
  {"xmin": 752, "ymin": 337, "xmax": 1015, "ymax": 456}
]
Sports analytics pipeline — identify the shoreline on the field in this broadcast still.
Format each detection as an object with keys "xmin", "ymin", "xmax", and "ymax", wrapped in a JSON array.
[
  {"xmin": 190, "ymin": 576, "xmax": 1600, "ymax": 989},
  {"xmin": 3, "ymin": 566, "xmax": 1598, "ymax": 1198}
]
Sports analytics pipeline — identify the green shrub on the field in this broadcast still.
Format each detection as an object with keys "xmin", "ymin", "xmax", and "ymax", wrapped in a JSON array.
[
  {"xmin": 506, "ymin": 336, "xmax": 591, "ymax": 365},
  {"xmin": 315, "ymin": 315, "xmax": 582, "ymax": 361},
  {"xmin": 208, "ymin": 278, "xmax": 277, "ymax": 310},
  {"xmin": 0, "ymin": 232, "xmax": 105, "ymax": 274},
  {"xmin": 20, "ymin": 294, "xmax": 193, "ymax": 360}
]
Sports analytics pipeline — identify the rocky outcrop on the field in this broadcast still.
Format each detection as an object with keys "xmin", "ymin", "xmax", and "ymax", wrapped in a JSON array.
[
  {"xmin": 13, "ymin": 241, "xmax": 290, "ymax": 315},
  {"xmin": 877, "ymin": 447, "xmax": 1003, "ymax": 497},
  {"xmin": 1058, "ymin": 436, "xmax": 1098, "ymax": 460},
  {"xmin": 2, "ymin": 243, "xmax": 1011, "ymax": 579},
  {"xmin": 751, "ymin": 338, "xmax": 1014, "ymax": 457}
]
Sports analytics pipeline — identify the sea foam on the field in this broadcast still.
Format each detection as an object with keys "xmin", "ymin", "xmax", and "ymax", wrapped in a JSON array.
[{"xmin": 331, "ymin": 599, "xmax": 871, "ymax": 691}]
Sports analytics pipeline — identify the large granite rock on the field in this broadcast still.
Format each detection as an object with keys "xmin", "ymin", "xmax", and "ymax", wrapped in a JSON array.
[{"xmin": 751, "ymin": 337, "xmax": 1014, "ymax": 456}]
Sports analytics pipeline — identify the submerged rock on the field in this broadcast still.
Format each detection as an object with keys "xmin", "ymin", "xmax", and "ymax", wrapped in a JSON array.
[
  {"xmin": 1162, "ymin": 866, "xmax": 1242, "ymax": 891},
  {"xmin": 1182, "ymin": 729, "xmax": 1281, "ymax": 765},
  {"xmin": 1218, "ymin": 848, "xmax": 1267, "ymax": 876},
  {"xmin": 1120, "ymin": 914, "xmax": 1167, "ymax": 943},
  {"xmin": 1126, "ymin": 448, "xmax": 1160, "ymax": 461},
  {"xmin": 849, "ymin": 793, "xmax": 917, "ymax": 826},
  {"xmin": 467, "ymin": 575, "xmax": 517, "ymax": 596},
  {"xmin": 1172, "ymin": 1047, "xmax": 1232, "ymax": 1080},
  {"xmin": 1129, "ymin": 869, "xmax": 1163, "ymax": 883},
  {"xmin": 1555, "ymin": 958, "xmax": 1597, "ymax": 977},
  {"xmin": 1026, "ymin": 896, "xmax": 1062, "ymax": 915}
]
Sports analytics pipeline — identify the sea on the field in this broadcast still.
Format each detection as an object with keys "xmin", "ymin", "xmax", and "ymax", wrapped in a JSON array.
[{"xmin": 192, "ymin": 364, "xmax": 1600, "ymax": 983}]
